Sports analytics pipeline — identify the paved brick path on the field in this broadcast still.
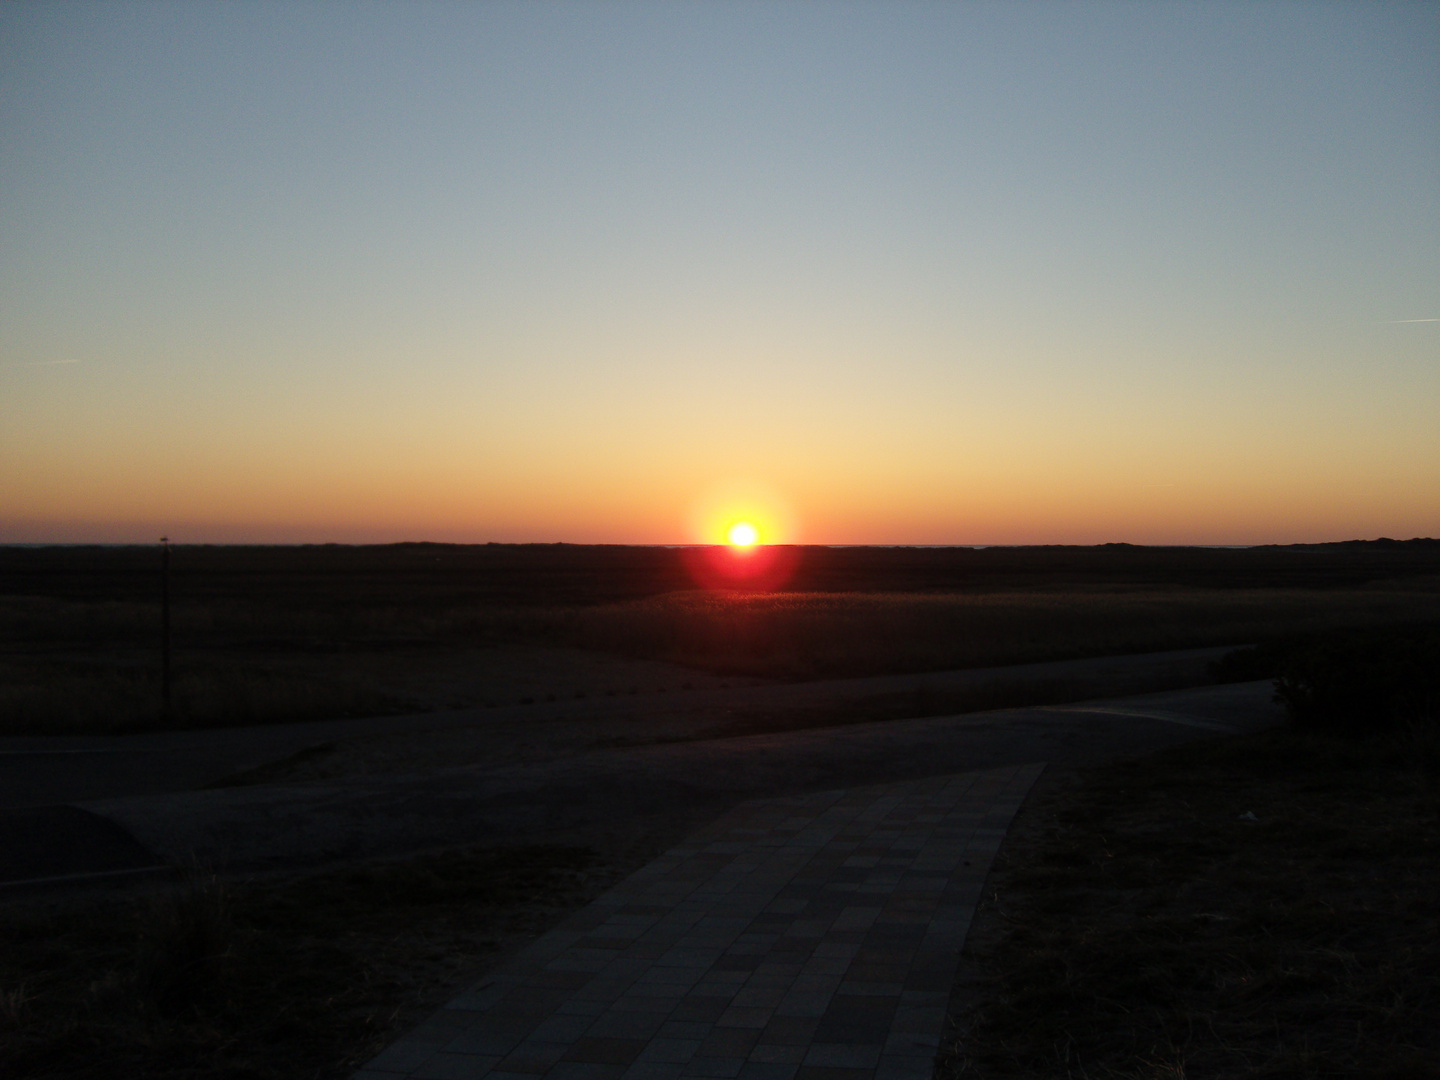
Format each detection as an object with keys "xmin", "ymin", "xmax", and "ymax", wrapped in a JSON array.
[{"xmin": 357, "ymin": 763, "xmax": 1045, "ymax": 1080}]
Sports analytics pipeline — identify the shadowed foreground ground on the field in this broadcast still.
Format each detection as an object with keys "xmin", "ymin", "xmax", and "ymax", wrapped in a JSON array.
[
  {"xmin": 942, "ymin": 727, "xmax": 1440, "ymax": 1078},
  {"xmin": 3, "ymin": 540, "xmax": 1435, "ymax": 1078},
  {"xmin": 5, "ymin": 676, "xmax": 1431, "ymax": 1080},
  {"xmin": 1, "ymin": 647, "xmax": 1265, "ymax": 885}
]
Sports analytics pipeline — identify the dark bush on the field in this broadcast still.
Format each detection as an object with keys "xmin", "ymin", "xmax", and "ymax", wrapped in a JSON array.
[
  {"xmin": 1273, "ymin": 626, "xmax": 1440, "ymax": 735},
  {"xmin": 1208, "ymin": 639, "xmax": 1296, "ymax": 683}
]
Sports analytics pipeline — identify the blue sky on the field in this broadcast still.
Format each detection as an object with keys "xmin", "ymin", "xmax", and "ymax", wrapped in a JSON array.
[{"xmin": 2, "ymin": 1, "xmax": 1436, "ymax": 543}]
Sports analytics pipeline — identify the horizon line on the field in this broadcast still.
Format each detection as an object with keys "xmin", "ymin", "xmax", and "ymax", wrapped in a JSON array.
[{"xmin": 4, "ymin": 538, "xmax": 1437, "ymax": 550}]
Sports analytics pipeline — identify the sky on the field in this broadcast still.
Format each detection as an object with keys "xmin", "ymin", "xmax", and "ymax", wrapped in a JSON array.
[{"xmin": 1, "ymin": 1, "xmax": 1436, "ymax": 546}]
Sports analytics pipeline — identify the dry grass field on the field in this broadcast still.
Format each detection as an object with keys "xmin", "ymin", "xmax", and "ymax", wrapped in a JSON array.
[
  {"xmin": 569, "ymin": 582, "xmax": 1440, "ymax": 679},
  {"xmin": 5, "ymin": 577, "xmax": 1440, "ymax": 734}
]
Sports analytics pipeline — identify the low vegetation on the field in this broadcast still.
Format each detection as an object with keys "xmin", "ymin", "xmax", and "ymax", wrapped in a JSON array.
[
  {"xmin": 0, "ymin": 846, "xmax": 606, "ymax": 1080},
  {"xmin": 6, "ymin": 581, "xmax": 1440, "ymax": 734},
  {"xmin": 945, "ymin": 628, "xmax": 1440, "ymax": 1079},
  {"xmin": 0, "ymin": 656, "xmax": 405, "ymax": 736},
  {"xmin": 1212, "ymin": 624, "xmax": 1440, "ymax": 733},
  {"xmin": 570, "ymin": 585, "xmax": 1440, "ymax": 679}
]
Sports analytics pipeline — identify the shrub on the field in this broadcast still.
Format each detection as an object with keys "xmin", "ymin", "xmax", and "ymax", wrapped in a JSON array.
[
  {"xmin": 1273, "ymin": 626, "xmax": 1440, "ymax": 735},
  {"xmin": 132, "ymin": 874, "xmax": 235, "ymax": 1016},
  {"xmin": 1207, "ymin": 638, "xmax": 1295, "ymax": 683}
]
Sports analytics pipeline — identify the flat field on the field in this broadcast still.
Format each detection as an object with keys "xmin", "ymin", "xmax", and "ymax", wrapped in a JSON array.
[{"xmin": 4, "ymin": 541, "xmax": 1440, "ymax": 733}]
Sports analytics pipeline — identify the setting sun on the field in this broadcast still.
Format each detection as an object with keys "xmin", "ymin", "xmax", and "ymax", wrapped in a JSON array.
[{"xmin": 727, "ymin": 522, "xmax": 758, "ymax": 548}]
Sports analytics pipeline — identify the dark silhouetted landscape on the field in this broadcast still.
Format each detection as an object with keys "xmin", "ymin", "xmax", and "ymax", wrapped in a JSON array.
[
  {"xmin": 5, "ymin": 539, "xmax": 1440, "ymax": 734},
  {"xmin": 2, "ymin": 541, "xmax": 1438, "ymax": 1077}
]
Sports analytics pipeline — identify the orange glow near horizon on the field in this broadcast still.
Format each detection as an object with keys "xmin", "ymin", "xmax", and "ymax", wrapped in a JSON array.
[
  {"xmin": 688, "ymin": 482, "xmax": 798, "ymax": 546},
  {"xmin": 5, "ymin": 461, "xmax": 1438, "ymax": 547}
]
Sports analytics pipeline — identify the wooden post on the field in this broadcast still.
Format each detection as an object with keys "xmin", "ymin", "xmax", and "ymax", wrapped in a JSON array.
[{"xmin": 161, "ymin": 536, "xmax": 171, "ymax": 718}]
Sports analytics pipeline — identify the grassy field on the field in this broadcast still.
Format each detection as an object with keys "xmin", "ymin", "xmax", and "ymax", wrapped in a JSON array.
[
  {"xmin": 570, "ymin": 583, "xmax": 1440, "ymax": 679},
  {"xmin": 941, "ymin": 727, "xmax": 1439, "ymax": 1079},
  {"xmin": 6, "ymin": 579, "xmax": 1440, "ymax": 734}
]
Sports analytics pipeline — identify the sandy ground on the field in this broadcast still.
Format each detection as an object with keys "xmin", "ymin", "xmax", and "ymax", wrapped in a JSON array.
[
  {"xmin": 0, "ymin": 646, "xmax": 1277, "ymax": 886},
  {"xmin": 0, "ymin": 646, "xmax": 1233, "ymax": 807},
  {"xmin": 93, "ymin": 681, "xmax": 1276, "ymax": 876}
]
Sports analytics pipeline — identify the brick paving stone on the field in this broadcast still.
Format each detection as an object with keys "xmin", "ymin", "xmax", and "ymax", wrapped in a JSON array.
[
  {"xmin": 639, "ymin": 1038, "xmax": 703, "ymax": 1063},
  {"xmin": 738, "ymin": 1063, "xmax": 800, "ymax": 1080},
  {"xmin": 446, "ymin": 1031, "xmax": 534, "ymax": 1057},
  {"xmin": 497, "ymin": 1041, "xmax": 569, "ymax": 1073},
  {"xmin": 803, "ymin": 1045, "xmax": 883, "ymax": 1070},
  {"xmin": 412, "ymin": 1055, "xmax": 495, "ymax": 1080},
  {"xmin": 357, "ymin": 764, "xmax": 1042, "ymax": 1080},
  {"xmin": 681, "ymin": 1057, "xmax": 747, "ymax": 1078},
  {"xmin": 623, "ymin": 1065, "xmax": 687, "ymax": 1080},
  {"xmin": 795, "ymin": 1065, "xmax": 872, "ymax": 1080},
  {"xmin": 699, "ymin": 1027, "xmax": 763, "ymax": 1058},
  {"xmin": 587, "ymin": 1012, "xmax": 669, "ymax": 1040},
  {"xmin": 873, "ymin": 1058, "xmax": 934, "ymax": 1080},
  {"xmin": 659, "ymin": 1021, "xmax": 713, "ymax": 1040},
  {"xmin": 759, "ymin": 1017, "xmax": 819, "ymax": 1046},
  {"xmin": 731, "ymin": 987, "xmax": 786, "ymax": 1009},
  {"xmin": 548, "ymin": 1064, "xmax": 627, "ymax": 1080},
  {"xmin": 669, "ymin": 997, "xmax": 731, "ymax": 1023},
  {"xmin": 716, "ymin": 1006, "xmax": 773, "ymax": 1029}
]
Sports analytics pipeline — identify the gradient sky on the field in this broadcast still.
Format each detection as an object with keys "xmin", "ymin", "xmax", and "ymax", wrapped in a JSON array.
[{"xmin": 2, "ymin": 1, "xmax": 1436, "ymax": 545}]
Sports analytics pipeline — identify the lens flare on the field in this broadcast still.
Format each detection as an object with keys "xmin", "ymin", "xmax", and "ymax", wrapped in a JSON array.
[
  {"xmin": 727, "ymin": 521, "xmax": 758, "ymax": 547},
  {"xmin": 683, "ymin": 483, "xmax": 800, "ymax": 591},
  {"xmin": 687, "ymin": 481, "xmax": 797, "ymax": 547}
]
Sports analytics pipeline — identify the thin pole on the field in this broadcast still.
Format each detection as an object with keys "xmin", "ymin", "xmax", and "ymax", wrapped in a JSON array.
[{"xmin": 160, "ymin": 536, "xmax": 171, "ymax": 717}]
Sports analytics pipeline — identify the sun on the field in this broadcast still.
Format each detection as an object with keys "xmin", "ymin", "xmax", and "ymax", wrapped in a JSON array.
[{"xmin": 726, "ymin": 521, "xmax": 759, "ymax": 548}]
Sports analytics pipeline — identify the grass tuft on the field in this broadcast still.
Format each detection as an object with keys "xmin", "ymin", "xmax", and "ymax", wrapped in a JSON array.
[{"xmin": 132, "ymin": 872, "xmax": 235, "ymax": 1016}]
